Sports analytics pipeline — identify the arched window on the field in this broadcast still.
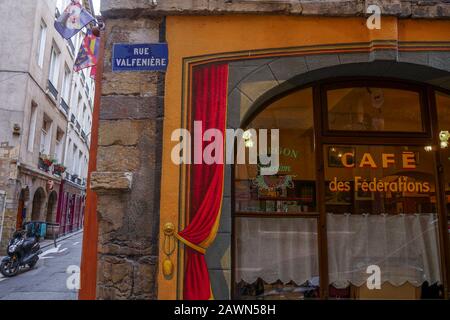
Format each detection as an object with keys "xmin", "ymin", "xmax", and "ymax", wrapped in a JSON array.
[{"xmin": 233, "ymin": 79, "xmax": 448, "ymax": 300}]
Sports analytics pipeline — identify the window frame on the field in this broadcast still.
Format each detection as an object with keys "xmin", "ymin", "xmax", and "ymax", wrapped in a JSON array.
[
  {"xmin": 233, "ymin": 77, "xmax": 450, "ymax": 300},
  {"xmin": 48, "ymin": 43, "xmax": 61, "ymax": 87},
  {"xmin": 36, "ymin": 20, "xmax": 47, "ymax": 68},
  {"xmin": 321, "ymin": 79, "xmax": 432, "ymax": 140}
]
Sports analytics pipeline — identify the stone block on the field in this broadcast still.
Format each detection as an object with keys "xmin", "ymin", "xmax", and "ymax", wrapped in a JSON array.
[
  {"xmin": 399, "ymin": 51, "xmax": 429, "ymax": 66},
  {"xmin": 98, "ymin": 120, "xmax": 156, "ymax": 147},
  {"xmin": 102, "ymin": 72, "xmax": 161, "ymax": 97},
  {"xmin": 429, "ymin": 52, "xmax": 450, "ymax": 72},
  {"xmin": 364, "ymin": 0, "xmax": 403, "ymax": 15},
  {"xmin": 223, "ymin": 165, "xmax": 232, "ymax": 197},
  {"xmin": 133, "ymin": 256, "xmax": 157, "ymax": 295},
  {"xmin": 209, "ymin": 269, "xmax": 231, "ymax": 300},
  {"xmin": 97, "ymin": 194, "xmax": 127, "ymax": 233},
  {"xmin": 90, "ymin": 171, "xmax": 133, "ymax": 193},
  {"xmin": 238, "ymin": 65, "xmax": 278, "ymax": 101},
  {"xmin": 227, "ymin": 88, "xmax": 252, "ymax": 127},
  {"xmin": 219, "ymin": 196, "xmax": 232, "ymax": 234},
  {"xmin": 100, "ymin": 96, "xmax": 164, "ymax": 120},
  {"xmin": 97, "ymin": 255, "xmax": 133, "ymax": 299},
  {"xmin": 206, "ymin": 233, "xmax": 231, "ymax": 270},
  {"xmin": 97, "ymin": 146, "xmax": 140, "ymax": 172},
  {"xmin": 306, "ymin": 54, "xmax": 341, "ymax": 71},
  {"xmin": 269, "ymin": 56, "xmax": 309, "ymax": 82},
  {"xmin": 301, "ymin": 0, "xmax": 364, "ymax": 16},
  {"xmin": 369, "ymin": 49, "xmax": 398, "ymax": 62},
  {"xmin": 338, "ymin": 52, "xmax": 370, "ymax": 65}
]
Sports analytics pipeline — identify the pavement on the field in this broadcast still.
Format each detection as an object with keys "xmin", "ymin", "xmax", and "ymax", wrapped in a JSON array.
[{"xmin": 0, "ymin": 231, "xmax": 83, "ymax": 300}]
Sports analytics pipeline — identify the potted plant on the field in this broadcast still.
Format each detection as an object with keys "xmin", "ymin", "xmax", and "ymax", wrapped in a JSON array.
[
  {"xmin": 39, "ymin": 154, "xmax": 56, "ymax": 172},
  {"xmin": 53, "ymin": 164, "xmax": 66, "ymax": 176}
]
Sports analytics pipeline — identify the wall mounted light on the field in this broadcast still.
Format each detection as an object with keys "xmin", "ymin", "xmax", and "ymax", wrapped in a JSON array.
[
  {"xmin": 243, "ymin": 130, "xmax": 254, "ymax": 148},
  {"xmin": 440, "ymin": 131, "xmax": 449, "ymax": 149}
]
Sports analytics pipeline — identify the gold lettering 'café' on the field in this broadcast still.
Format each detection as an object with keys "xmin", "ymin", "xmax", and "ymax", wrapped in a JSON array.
[
  {"xmin": 81, "ymin": 1, "xmax": 450, "ymax": 301},
  {"xmin": 329, "ymin": 152, "xmax": 432, "ymax": 193}
]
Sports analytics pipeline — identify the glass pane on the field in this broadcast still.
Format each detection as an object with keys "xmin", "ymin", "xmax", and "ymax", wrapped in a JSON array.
[
  {"xmin": 324, "ymin": 145, "xmax": 443, "ymax": 299},
  {"xmin": 235, "ymin": 88, "xmax": 316, "ymax": 215},
  {"xmin": 327, "ymin": 87, "xmax": 423, "ymax": 132},
  {"xmin": 436, "ymin": 92, "xmax": 450, "ymax": 247},
  {"xmin": 235, "ymin": 217, "xmax": 319, "ymax": 300}
]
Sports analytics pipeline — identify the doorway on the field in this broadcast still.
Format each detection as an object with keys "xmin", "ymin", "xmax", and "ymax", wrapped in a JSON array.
[
  {"xmin": 16, "ymin": 190, "xmax": 26, "ymax": 230},
  {"xmin": 31, "ymin": 188, "xmax": 46, "ymax": 222}
]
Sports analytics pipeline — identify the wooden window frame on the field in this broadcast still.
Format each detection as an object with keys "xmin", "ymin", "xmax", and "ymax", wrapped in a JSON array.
[{"xmin": 232, "ymin": 77, "xmax": 450, "ymax": 300}]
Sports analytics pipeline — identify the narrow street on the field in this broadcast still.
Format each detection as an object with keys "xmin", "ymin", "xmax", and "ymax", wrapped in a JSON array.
[{"xmin": 0, "ymin": 232, "xmax": 83, "ymax": 300}]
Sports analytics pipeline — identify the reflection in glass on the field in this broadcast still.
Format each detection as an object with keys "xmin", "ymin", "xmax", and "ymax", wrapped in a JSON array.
[
  {"xmin": 235, "ymin": 217, "xmax": 319, "ymax": 300},
  {"xmin": 235, "ymin": 88, "xmax": 316, "ymax": 215},
  {"xmin": 436, "ymin": 92, "xmax": 450, "ymax": 256},
  {"xmin": 324, "ymin": 145, "xmax": 443, "ymax": 299},
  {"xmin": 327, "ymin": 87, "xmax": 423, "ymax": 132},
  {"xmin": 234, "ymin": 88, "xmax": 320, "ymax": 299}
]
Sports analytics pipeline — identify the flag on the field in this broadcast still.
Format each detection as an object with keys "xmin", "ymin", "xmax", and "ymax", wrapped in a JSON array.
[
  {"xmin": 90, "ymin": 65, "xmax": 97, "ymax": 80},
  {"xmin": 54, "ymin": 0, "xmax": 95, "ymax": 40},
  {"xmin": 74, "ymin": 30, "xmax": 100, "ymax": 72}
]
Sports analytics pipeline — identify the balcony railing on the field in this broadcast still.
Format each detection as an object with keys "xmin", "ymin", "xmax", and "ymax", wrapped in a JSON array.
[
  {"xmin": 70, "ymin": 174, "xmax": 78, "ymax": 183},
  {"xmin": 47, "ymin": 80, "xmax": 58, "ymax": 101},
  {"xmin": 60, "ymin": 99, "xmax": 69, "ymax": 114}
]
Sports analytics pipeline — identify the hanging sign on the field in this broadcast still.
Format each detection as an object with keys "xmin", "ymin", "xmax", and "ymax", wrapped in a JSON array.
[{"xmin": 112, "ymin": 43, "xmax": 168, "ymax": 72}]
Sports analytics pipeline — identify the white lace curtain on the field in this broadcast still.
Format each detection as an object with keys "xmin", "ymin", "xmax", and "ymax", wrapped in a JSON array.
[
  {"xmin": 235, "ymin": 213, "xmax": 441, "ymax": 288},
  {"xmin": 236, "ymin": 217, "xmax": 319, "ymax": 285}
]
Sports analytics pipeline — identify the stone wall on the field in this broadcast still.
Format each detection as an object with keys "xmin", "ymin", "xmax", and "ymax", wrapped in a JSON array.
[
  {"xmin": 0, "ymin": 143, "xmax": 18, "ymax": 251},
  {"xmin": 91, "ymin": 18, "xmax": 165, "ymax": 299},
  {"xmin": 101, "ymin": 0, "xmax": 450, "ymax": 18}
]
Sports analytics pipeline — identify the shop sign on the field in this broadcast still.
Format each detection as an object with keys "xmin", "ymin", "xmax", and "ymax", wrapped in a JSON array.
[
  {"xmin": 112, "ymin": 43, "xmax": 168, "ymax": 72},
  {"xmin": 329, "ymin": 151, "xmax": 430, "ymax": 194}
]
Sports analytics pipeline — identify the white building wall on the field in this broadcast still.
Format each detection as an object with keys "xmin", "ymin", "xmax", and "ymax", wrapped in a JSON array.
[{"xmin": 0, "ymin": 0, "xmax": 95, "ymax": 248}]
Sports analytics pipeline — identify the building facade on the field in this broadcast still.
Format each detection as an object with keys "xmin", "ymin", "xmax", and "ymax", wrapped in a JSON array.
[
  {"xmin": 0, "ymin": 0, "xmax": 94, "ymax": 250},
  {"xmin": 83, "ymin": 0, "xmax": 450, "ymax": 300}
]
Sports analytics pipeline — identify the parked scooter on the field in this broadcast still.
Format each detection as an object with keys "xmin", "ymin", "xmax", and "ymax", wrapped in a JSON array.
[{"xmin": 0, "ymin": 222, "xmax": 43, "ymax": 277}]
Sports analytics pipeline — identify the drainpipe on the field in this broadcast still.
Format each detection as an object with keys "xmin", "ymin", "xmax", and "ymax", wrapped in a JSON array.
[{"xmin": 78, "ymin": 26, "xmax": 104, "ymax": 300}]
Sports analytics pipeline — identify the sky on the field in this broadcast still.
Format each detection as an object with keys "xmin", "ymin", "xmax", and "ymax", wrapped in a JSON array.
[{"xmin": 92, "ymin": 0, "xmax": 101, "ymax": 15}]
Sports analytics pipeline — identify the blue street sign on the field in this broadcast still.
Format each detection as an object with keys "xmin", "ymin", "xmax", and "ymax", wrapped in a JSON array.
[{"xmin": 112, "ymin": 43, "xmax": 169, "ymax": 72}]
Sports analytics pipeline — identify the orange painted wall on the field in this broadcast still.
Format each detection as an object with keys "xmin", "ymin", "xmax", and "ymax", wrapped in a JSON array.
[{"xmin": 158, "ymin": 15, "xmax": 450, "ymax": 300}]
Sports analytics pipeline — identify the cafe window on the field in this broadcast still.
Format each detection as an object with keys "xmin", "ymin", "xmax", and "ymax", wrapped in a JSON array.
[
  {"xmin": 234, "ymin": 88, "xmax": 321, "ymax": 300},
  {"xmin": 233, "ymin": 79, "xmax": 446, "ymax": 300},
  {"xmin": 324, "ymin": 145, "xmax": 442, "ymax": 299},
  {"xmin": 436, "ymin": 92, "xmax": 450, "ymax": 242},
  {"xmin": 325, "ymin": 85, "xmax": 425, "ymax": 133}
]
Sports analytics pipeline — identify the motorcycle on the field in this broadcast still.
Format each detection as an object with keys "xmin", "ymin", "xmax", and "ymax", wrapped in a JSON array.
[{"xmin": 0, "ymin": 222, "xmax": 43, "ymax": 277}]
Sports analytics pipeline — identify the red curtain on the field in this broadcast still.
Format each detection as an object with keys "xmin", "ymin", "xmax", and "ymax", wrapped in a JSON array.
[{"xmin": 176, "ymin": 63, "xmax": 229, "ymax": 300}]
